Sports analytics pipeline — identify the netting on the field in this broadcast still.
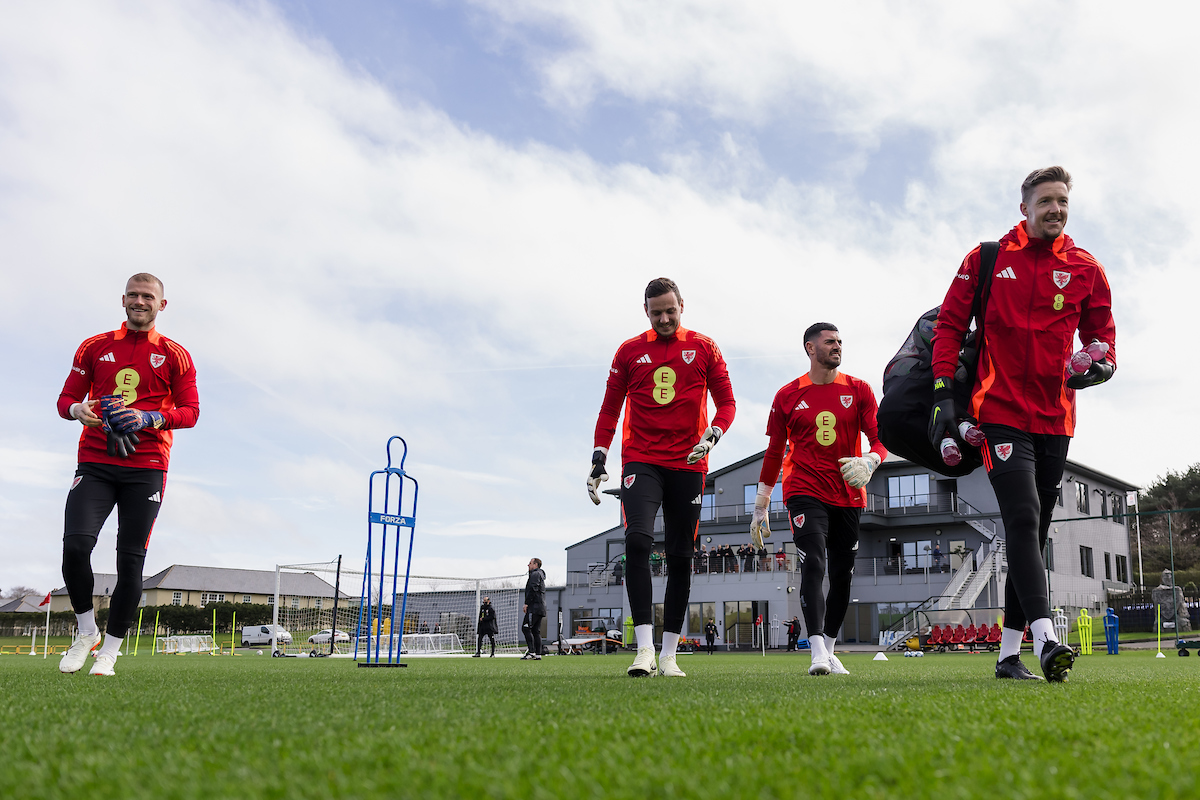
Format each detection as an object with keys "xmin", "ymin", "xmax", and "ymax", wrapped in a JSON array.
[
  {"xmin": 274, "ymin": 562, "xmax": 527, "ymax": 657},
  {"xmin": 156, "ymin": 635, "xmax": 217, "ymax": 654}
]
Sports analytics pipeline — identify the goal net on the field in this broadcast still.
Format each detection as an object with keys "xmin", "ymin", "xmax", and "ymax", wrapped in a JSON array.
[{"xmin": 273, "ymin": 561, "xmax": 527, "ymax": 657}]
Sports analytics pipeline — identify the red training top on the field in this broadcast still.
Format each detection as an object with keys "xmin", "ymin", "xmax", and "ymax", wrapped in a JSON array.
[
  {"xmin": 758, "ymin": 373, "xmax": 886, "ymax": 508},
  {"xmin": 594, "ymin": 327, "xmax": 735, "ymax": 472},
  {"xmin": 932, "ymin": 221, "xmax": 1116, "ymax": 436},
  {"xmin": 57, "ymin": 323, "xmax": 200, "ymax": 471}
]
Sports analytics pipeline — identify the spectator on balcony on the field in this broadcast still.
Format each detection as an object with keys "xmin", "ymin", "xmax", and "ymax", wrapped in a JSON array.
[
  {"xmin": 724, "ymin": 544, "xmax": 737, "ymax": 573},
  {"xmin": 740, "ymin": 544, "xmax": 755, "ymax": 573},
  {"xmin": 694, "ymin": 544, "xmax": 706, "ymax": 574},
  {"xmin": 775, "ymin": 544, "xmax": 788, "ymax": 571},
  {"xmin": 650, "ymin": 549, "xmax": 664, "ymax": 577},
  {"xmin": 613, "ymin": 555, "xmax": 625, "ymax": 586}
]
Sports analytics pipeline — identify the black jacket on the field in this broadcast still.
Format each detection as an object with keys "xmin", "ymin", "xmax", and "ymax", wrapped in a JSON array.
[
  {"xmin": 478, "ymin": 602, "xmax": 498, "ymax": 635},
  {"xmin": 704, "ymin": 623, "xmax": 718, "ymax": 639},
  {"xmin": 524, "ymin": 568, "xmax": 547, "ymax": 615}
]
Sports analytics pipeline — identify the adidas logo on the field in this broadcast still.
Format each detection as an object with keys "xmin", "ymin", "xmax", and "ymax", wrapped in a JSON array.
[
  {"xmin": 995, "ymin": 266, "xmax": 1017, "ymax": 280},
  {"xmin": 148, "ymin": 492, "xmax": 161, "ymax": 503},
  {"xmin": 99, "ymin": 352, "xmax": 116, "ymax": 363},
  {"xmin": 636, "ymin": 354, "xmax": 652, "ymax": 364},
  {"xmin": 795, "ymin": 401, "xmax": 809, "ymax": 410},
  {"xmin": 691, "ymin": 494, "xmax": 702, "ymax": 505}
]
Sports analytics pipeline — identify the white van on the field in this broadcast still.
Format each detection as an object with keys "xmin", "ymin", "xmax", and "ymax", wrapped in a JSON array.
[{"xmin": 241, "ymin": 625, "xmax": 292, "ymax": 648}]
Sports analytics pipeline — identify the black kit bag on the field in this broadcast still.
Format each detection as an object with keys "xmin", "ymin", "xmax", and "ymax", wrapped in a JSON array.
[{"xmin": 877, "ymin": 242, "xmax": 998, "ymax": 478}]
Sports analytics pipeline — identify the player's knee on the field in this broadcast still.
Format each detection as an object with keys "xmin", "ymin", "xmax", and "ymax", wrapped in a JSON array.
[
  {"xmin": 62, "ymin": 535, "xmax": 97, "ymax": 566},
  {"xmin": 625, "ymin": 534, "xmax": 652, "ymax": 562},
  {"xmin": 115, "ymin": 549, "xmax": 146, "ymax": 579}
]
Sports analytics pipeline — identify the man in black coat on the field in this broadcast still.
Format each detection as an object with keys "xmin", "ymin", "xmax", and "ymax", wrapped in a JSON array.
[
  {"xmin": 521, "ymin": 557, "xmax": 547, "ymax": 660},
  {"xmin": 704, "ymin": 618, "xmax": 719, "ymax": 654},
  {"xmin": 787, "ymin": 616, "xmax": 801, "ymax": 652},
  {"xmin": 474, "ymin": 596, "xmax": 499, "ymax": 657}
]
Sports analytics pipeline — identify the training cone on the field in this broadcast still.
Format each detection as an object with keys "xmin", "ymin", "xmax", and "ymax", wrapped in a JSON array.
[
  {"xmin": 873, "ymin": 652, "xmax": 888, "ymax": 661},
  {"xmin": 1156, "ymin": 652, "xmax": 1166, "ymax": 658}
]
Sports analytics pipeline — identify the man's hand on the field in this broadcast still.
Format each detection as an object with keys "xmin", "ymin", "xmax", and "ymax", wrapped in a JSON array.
[
  {"xmin": 69, "ymin": 400, "xmax": 102, "ymax": 428},
  {"xmin": 839, "ymin": 452, "xmax": 882, "ymax": 489},
  {"xmin": 687, "ymin": 425, "xmax": 723, "ymax": 465},
  {"xmin": 749, "ymin": 482, "xmax": 772, "ymax": 549},
  {"xmin": 927, "ymin": 377, "xmax": 956, "ymax": 447},
  {"xmin": 587, "ymin": 447, "xmax": 609, "ymax": 505},
  {"xmin": 106, "ymin": 430, "xmax": 141, "ymax": 459},
  {"xmin": 108, "ymin": 406, "xmax": 164, "ymax": 434},
  {"xmin": 1067, "ymin": 359, "xmax": 1114, "ymax": 390}
]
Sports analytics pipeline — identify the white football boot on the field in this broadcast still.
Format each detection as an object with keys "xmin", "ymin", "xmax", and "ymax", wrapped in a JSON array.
[
  {"xmin": 828, "ymin": 652, "xmax": 850, "ymax": 675},
  {"xmin": 59, "ymin": 633, "xmax": 101, "ymax": 674},
  {"xmin": 657, "ymin": 654, "xmax": 687, "ymax": 677},
  {"xmin": 808, "ymin": 654, "xmax": 832, "ymax": 675},
  {"xmin": 89, "ymin": 653, "xmax": 117, "ymax": 677},
  {"xmin": 627, "ymin": 646, "xmax": 657, "ymax": 677}
]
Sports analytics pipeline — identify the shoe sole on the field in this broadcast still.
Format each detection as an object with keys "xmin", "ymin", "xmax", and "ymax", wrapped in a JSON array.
[
  {"xmin": 627, "ymin": 665, "xmax": 657, "ymax": 677},
  {"xmin": 809, "ymin": 666, "xmax": 831, "ymax": 676},
  {"xmin": 1043, "ymin": 649, "xmax": 1074, "ymax": 683}
]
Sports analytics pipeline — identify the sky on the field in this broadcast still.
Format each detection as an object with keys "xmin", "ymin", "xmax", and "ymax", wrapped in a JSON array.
[{"xmin": 2, "ymin": 0, "xmax": 1198, "ymax": 596}]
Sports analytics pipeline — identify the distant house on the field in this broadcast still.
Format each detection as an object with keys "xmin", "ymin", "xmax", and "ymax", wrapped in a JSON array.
[
  {"xmin": 49, "ymin": 565, "xmax": 349, "ymax": 613},
  {"xmin": 0, "ymin": 594, "xmax": 48, "ymax": 614}
]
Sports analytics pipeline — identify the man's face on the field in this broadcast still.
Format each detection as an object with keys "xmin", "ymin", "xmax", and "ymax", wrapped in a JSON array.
[
  {"xmin": 806, "ymin": 330, "xmax": 842, "ymax": 370},
  {"xmin": 528, "ymin": 559, "xmax": 538, "ymax": 571},
  {"xmin": 1021, "ymin": 181, "xmax": 1069, "ymax": 241},
  {"xmin": 644, "ymin": 291, "xmax": 682, "ymax": 337},
  {"xmin": 122, "ymin": 280, "xmax": 166, "ymax": 330}
]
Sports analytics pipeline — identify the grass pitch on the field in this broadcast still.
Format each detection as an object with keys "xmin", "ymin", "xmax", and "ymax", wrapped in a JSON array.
[{"xmin": 2, "ymin": 649, "xmax": 1197, "ymax": 800}]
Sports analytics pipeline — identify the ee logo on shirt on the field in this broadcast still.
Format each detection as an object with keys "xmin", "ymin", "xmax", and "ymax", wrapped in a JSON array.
[
  {"xmin": 814, "ymin": 411, "xmax": 837, "ymax": 447},
  {"xmin": 652, "ymin": 366, "xmax": 677, "ymax": 405},
  {"xmin": 114, "ymin": 368, "xmax": 141, "ymax": 404}
]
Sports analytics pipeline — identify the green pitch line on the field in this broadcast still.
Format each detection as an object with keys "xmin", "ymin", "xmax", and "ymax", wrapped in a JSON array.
[{"xmin": 1, "ymin": 651, "xmax": 1196, "ymax": 800}]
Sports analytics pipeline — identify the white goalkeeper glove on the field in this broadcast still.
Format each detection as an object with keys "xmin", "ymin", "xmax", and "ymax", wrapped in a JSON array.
[
  {"xmin": 749, "ymin": 482, "xmax": 772, "ymax": 549},
  {"xmin": 587, "ymin": 447, "xmax": 609, "ymax": 505},
  {"xmin": 686, "ymin": 425, "xmax": 723, "ymax": 465},
  {"xmin": 838, "ymin": 452, "xmax": 881, "ymax": 489}
]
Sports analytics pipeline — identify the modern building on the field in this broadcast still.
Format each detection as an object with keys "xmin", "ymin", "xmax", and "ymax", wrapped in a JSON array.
[
  {"xmin": 49, "ymin": 565, "xmax": 346, "ymax": 612},
  {"xmin": 561, "ymin": 449, "xmax": 1138, "ymax": 647}
]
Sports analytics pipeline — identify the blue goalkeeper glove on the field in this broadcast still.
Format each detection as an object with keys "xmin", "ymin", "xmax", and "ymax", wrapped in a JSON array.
[{"xmin": 108, "ymin": 406, "xmax": 164, "ymax": 434}]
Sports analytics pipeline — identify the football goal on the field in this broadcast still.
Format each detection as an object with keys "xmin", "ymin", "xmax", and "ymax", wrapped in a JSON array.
[{"xmin": 273, "ymin": 560, "xmax": 527, "ymax": 657}]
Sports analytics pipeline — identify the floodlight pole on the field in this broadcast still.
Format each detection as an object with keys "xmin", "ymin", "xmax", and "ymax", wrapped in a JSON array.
[{"xmin": 1133, "ymin": 491, "xmax": 1144, "ymax": 590}]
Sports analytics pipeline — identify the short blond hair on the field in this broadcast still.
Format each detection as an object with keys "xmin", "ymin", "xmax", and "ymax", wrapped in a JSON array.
[
  {"xmin": 1021, "ymin": 166, "xmax": 1072, "ymax": 204},
  {"xmin": 128, "ymin": 273, "xmax": 164, "ymax": 295}
]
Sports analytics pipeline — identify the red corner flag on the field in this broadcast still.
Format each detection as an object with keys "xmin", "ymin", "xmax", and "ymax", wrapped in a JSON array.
[{"xmin": 38, "ymin": 592, "xmax": 51, "ymax": 607}]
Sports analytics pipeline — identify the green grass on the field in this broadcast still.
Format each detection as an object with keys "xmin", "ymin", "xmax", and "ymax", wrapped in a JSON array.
[{"xmin": 2, "ymin": 650, "xmax": 1198, "ymax": 800}]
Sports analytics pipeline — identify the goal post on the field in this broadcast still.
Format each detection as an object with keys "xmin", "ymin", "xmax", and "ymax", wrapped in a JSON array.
[{"xmin": 274, "ymin": 561, "xmax": 527, "ymax": 656}]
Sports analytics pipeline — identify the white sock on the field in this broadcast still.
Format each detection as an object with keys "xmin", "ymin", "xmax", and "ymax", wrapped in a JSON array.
[
  {"xmin": 661, "ymin": 632, "xmax": 680, "ymax": 659},
  {"xmin": 635, "ymin": 624, "xmax": 654, "ymax": 651},
  {"xmin": 97, "ymin": 634, "xmax": 123, "ymax": 659},
  {"xmin": 1030, "ymin": 618, "xmax": 1057, "ymax": 656},
  {"xmin": 810, "ymin": 636, "xmax": 828, "ymax": 661},
  {"xmin": 823, "ymin": 634, "xmax": 836, "ymax": 654},
  {"xmin": 998, "ymin": 627, "xmax": 1023, "ymax": 660},
  {"xmin": 77, "ymin": 609, "xmax": 98, "ymax": 638}
]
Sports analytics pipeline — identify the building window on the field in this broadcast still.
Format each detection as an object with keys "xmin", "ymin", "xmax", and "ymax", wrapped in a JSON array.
[
  {"xmin": 1056, "ymin": 487, "xmax": 1063, "ymax": 507},
  {"xmin": 314, "ymin": 598, "xmax": 323, "ymax": 610},
  {"xmin": 687, "ymin": 602, "xmax": 716, "ymax": 637},
  {"xmin": 743, "ymin": 483, "xmax": 782, "ymax": 514},
  {"xmin": 1096, "ymin": 491, "xmax": 1108, "ymax": 519},
  {"xmin": 700, "ymin": 493, "xmax": 716, "ymax": 522},
  {"xmin": 1112, "ymin": 494, "xmax": 1125, "ymax": 523},
  {"xmin": 1104, "ymin": 552, "xmax": 1112, "ymax": 580},
  {"xmin": 243, "ymin": 595, "xmax": 252, "ymax": 604},
  {"xmin": 172, "ymin": 591, "xmax": 182, "ymax": 606},
  {"xmin": 200, "ymin": 592, "xmax": 225, "ymax": 605},
  {"xmin": 1116, "ymin": 555, "xmax": 1129, "ymax": 583},
  {"xmin": 888, "ymin": 474, "xmax": 930, "ymax": 508},
  {"xmin": 291, "ymin": 597, "xmax": 300, "ymax": 609},
  {"xmin": 1045, "ymin": 538, "xmax": 1055, "ymax": 572},
  {"xmin": 268, "ymin": 595, "xmax": 275, "ymax": 606},
  {"xmin": 1076, "ymin": 481, "xmax": 1089, "ymax": 514},
  {"xmin": 1080, "ymin": 545, "xmax": 1094, "ymax": 578}
]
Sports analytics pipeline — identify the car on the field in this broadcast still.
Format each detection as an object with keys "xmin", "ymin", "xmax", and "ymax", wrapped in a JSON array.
[
  {"xmin": 308, "ymin": 629, "xmax": 351, "ymax": 644},
  {"xmin": 241, "ymin": 625, "xmax": 292, "ymax": 648}
]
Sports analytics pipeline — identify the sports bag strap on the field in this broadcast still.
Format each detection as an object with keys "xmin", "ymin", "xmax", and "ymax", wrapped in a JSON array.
[{"xmin": 971, "ymin": 241, "xmax": 1000, "ymax": 344}]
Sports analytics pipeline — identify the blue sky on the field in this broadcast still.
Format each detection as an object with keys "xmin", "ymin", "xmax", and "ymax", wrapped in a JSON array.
[{"xmin": 2, "ymin": 0, "xmax": 1197, "ymax": 596}]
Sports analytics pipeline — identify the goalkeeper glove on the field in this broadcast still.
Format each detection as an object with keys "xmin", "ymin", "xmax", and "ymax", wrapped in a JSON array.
[
  {"xmin": 587, "ymin": 448, "xmax": 608, "ymax": 505},
  {"xmin": 108, "ymin": 406, "xmax": 164, "ymax": 434},
  {"xmin": 1066, "ymin": 358, "xmax": 1114, "ymax": 390},
  {"xmin": 686, "ymin": 425, "xmax": 723, "ymax": 465},
  {"xmin": 749, "ymin": 482, "xmax": 772, "ymax": 549},
  {"xmin": 839, "ymin": 452, "xmax": 881, "ymax": 489},
  {"xmin": 927, "ymin": 377, "xmax": 956, "ymax": 448},
  {"xmin": 105, "ymin": 430, "xmax": 141, "ymax": 459}
]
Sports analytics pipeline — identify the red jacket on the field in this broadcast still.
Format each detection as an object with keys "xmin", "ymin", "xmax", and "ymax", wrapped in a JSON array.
[
  {"xmin": 594, "ymin": 327, "xmax": 735, "ymax": 472},
  {"xmin": 57, "ymin": 323, "xmax": 199, "ymax": 470},
  {"xmin": 932, "ymin": 221, "xmax": 1116, "ymax": 436}
]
